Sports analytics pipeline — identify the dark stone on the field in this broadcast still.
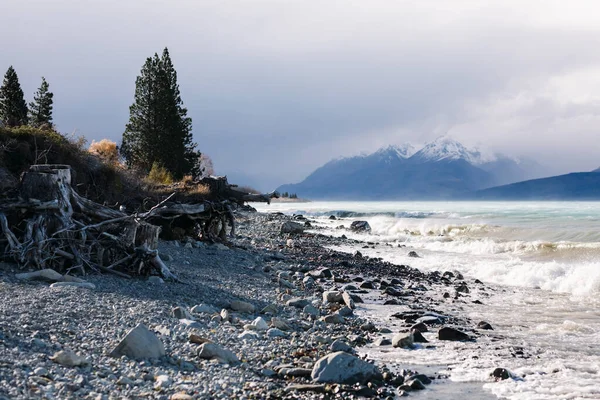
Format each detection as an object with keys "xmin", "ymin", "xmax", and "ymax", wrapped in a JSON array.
[
  {"xmin": 390, "ymin": 278, "xmax": 402, "ymax": 285},
  {"xmin": 477, "ymin": 321, "xmax": 493, "ymax": 330},
  {"xmin": 383, "ymin": 287, "xmax": 406, "ymax": 297},
  {"xmin": 329, "ymin": 215, "xmax": 337, "ymax": 220},
  {"xmin": 411, "ymin": 329, "xmax": 428, "ymax": 343},
  {"xmin": 407, "ymin": 374, "xmax": 432, "ymax": 384},
  {"xmin": 383, "ymin": 299, "xmax": 400, "ymax": 305},
  {"xmin": 410, "ymin": 322, "xmax": 428, "ymax": 333},
  {"xmin": 352, "ymin": 276, "xmax": 364, "ymax": 282},
  {"xmin": 354, "ymin": 250, "xmax": 363, "ymax": 258},
  {"xmin": 472, "ymin": 300, "xmax": 483, "ymax": 304},
  {"xmin": 401, "ymin": 378, "xmax": 426, "ymax": 391},
  {"xmin": 374, "ymin": 337, "xmax": 392, "ymax": 346},
  {"xmin": 442, "ymin": 271, "xmax": 454, "ymax": 279},
  {"xmin": 474, "ymin": 279, "xmax": 483, "ymax": 284},
  {"xmin": 455, "ymin": 284, "xmax": 470, "ymax": 293},
  {"xmin": 350, "ymin": 221, "xmax": 371, "ymax": 232},
  {"xmin": 304, "ymin": 221, "xmax": 312, "ymax": 227},
  {"xmin": 438, "ymin": 327, "xmax": 471, "ymax": 341},
  {"xmin": 360, "ymin": 281, "xmax": 375, "ymax": 289},
  {"xmin": 443, "ymin": 292, "xmax": 451, "ymax": 298},
  {"xmin": 408, "ymin": 251, "xmax": 420, "ymax": 258},
  {"xmin": 379, "ymin": 280, "xmax": 389, "ymax": 288},
  {"xmin": 491, "ymin": 368, "xmax": 513, "ymax": 381},
  {"xmin": 350, "ymin": 294, "xmax": 364, "ymax": 303}
]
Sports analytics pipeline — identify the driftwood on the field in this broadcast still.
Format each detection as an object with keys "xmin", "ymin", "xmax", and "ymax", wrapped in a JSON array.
[
  {"xmin": 199, "ymin": 176, "xmax": 278, "ymax": 205},
  {"xmin": 0, "ymin": 165, "xmax": 179, "ymax": 279}
]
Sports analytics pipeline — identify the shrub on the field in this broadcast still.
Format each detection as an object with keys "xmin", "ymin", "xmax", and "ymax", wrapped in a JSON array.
[
  {"xmin": 147, "ymin": 162, "xmax": 174, "ymax": 185},
  {"xmin": 89, "ymin": 139, "xmax": 120, "ymax": 165}
]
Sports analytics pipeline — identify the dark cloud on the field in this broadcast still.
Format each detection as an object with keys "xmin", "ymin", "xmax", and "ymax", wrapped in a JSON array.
[{"xmin": 3, "ymin": 1, "xmax": 600, "ymax": 190}]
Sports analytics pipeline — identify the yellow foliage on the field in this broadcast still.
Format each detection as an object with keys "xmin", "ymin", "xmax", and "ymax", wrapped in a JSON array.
[
  {"xmin": 89, "ymin": 139, "xmax": 119, "ymax": 165},
  {"xmin": 147, "ymin": 162, "xmax": 174, "ymax": 185}
]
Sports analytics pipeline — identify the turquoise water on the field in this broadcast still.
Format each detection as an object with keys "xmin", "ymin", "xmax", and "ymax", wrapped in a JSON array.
[{"xmin": 254, "ymin": 201, "xmax": 600, "ymax": 399}]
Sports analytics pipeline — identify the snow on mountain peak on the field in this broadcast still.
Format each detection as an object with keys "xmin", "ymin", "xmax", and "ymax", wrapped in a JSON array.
[
  {"xmin": 374, "ymin": 143, "xmax": 417, "ymax": 159},
  {"xmin": 414, "ymin": 136, "xmax": 497, "ymax": 165}
]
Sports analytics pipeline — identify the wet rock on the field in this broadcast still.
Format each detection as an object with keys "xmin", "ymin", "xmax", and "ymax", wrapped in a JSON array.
[
  {"xmin": 311, "ymin": 351, "xmax": 382, "ymax": 384},
  {"xmin": 401, "ymin": 378, "xmax": 426, "ymax": 391},
  {"xmin": 477, "ymin": 321, "xmax": 494, "ymax": 330},
  {"xmin": 353, "ymin": 250, "xmax": 363, "ymax": 258},
  {"xmin": 281, "ymin": 221, "xmax": 305, "ymax": 234},
  {"xmin": 230, "ymin": 300, "xmax": 255, "ymax": 313},
  {"xmin": 374, "ymin": 337, "xmax": 392, "ymax": 346},
  {"xmin": 109, "ymin": 323, "xmax": 165, "ymax": 360},
  {"xmin": 411, "ymin": 322, "xmax": 428, "ymax": 333},
  {"xmin": 408, "ymin": 374, "xmax": 432, "ymax": 384},
  {"xmin": 408, "ymin": 251, "xmax": 420, "ymax": 258},
  {"xmin": 197, "ymin": 343, "xmax": 240, "ymax": 364},
  {"xmin": 491, "ymin": 368, "xmax": 514, "ymax": 381},
  {"xmin": 359, "ymin": 281, "xmax": 375, "ymax": 289},
  {"xmin": 350, "ymin": 294, "xmax": 364, "ymax": 303},
  {"xmin": 16, "ymin": 269, "xmax": 63, "ymax": 282},
  {"xmin": 411, "ymin": 329, "xmax": 428, "ymax": 343},
  {"xmin": 323, "ymin": 290, "xmax": 343, "ymax": 304},
  {"xmin": 337, "ymin": 306, "xmax": 353, "ymax": 317},
  {"xmin": 383, "ymin": 287, "xmax": 406, "ymax": 297},
  {"xmin": 350, "ymin": 221, "xmax": 371, "ymax": 232},
  {"xmin": 438, "ymin": 327, "xmax": 471, "ymax": 341},
  {"xmin": 329, "ymin": 215, "xmax": 337, "ymax": 220},
  {"xmin": 456, "ymin": 283, "xmax": 470, "ymax": 293},
  {"xmin": 392, "ymin": 332, "xmax": 414, "ymax": 349},
  {"xmin": 50, "ymin": 350, "xmax": 89, "ymax": 367}
]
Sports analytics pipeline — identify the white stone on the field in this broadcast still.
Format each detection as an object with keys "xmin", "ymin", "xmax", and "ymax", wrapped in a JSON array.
[
  {"xmin": 267, "ymin": 328, "xmax": 287, "ymax": 338},
  {"xmin": 50, "ymin": 350, "xmax": 89, "ymax": 367},
  {"xmin": 50, "ymin": 281, "xmax": 96, "ymax": 289},
  {"xmin": 154, "ymin": 374, "xmax": 171, "ymax": 389},
  {"xmin": 108, "ymin": 324, "xmax": 165, "ymax": 360},
  {"xmin": 197, "ymin": 343, "xmax": 240, "ymax": 364},
  {"xmin": 230, "ymin": 300, "xmax": 255, "ymax": 313},
  {"xmin": 392, "ymin": 332, "xmax": 414, "ymax": 349},
  {"xmin": 311, "ymin": 351, "xmax": 382, "ymax": 384}
]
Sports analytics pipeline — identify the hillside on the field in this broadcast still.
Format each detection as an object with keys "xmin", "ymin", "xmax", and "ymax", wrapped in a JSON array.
[{"xmin": 472, "ymin": 171, "xmax": 600, "ymax": 200}]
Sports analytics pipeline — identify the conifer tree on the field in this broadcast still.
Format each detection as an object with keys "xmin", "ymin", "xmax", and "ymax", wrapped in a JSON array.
[
  {"xmin": 121, "ymin": 48, "xmax": 199, "ymax": 179},
  {"xmin": 29, "ymin": 77, "xmax": 54, "ymax": 128},
  {"xmin": 0, "ymin": 66, "xmax": 28, "ymax": 127}
]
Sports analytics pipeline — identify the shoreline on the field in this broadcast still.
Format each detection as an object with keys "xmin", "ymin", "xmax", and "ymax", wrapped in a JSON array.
[{"xmin": 0, "ymin": 210, "xmax": 503, "ymax": 399}]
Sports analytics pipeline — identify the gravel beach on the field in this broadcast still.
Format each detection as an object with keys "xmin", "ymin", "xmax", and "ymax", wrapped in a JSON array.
[{"xmin": 0, "ymin": 211, "xmax": 500, "ymax": 399}]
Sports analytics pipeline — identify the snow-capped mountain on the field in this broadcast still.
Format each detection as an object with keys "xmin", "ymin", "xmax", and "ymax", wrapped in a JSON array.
[{"xmin": 277, "ymin": 137, "xmax": 547, "ymax": 200}]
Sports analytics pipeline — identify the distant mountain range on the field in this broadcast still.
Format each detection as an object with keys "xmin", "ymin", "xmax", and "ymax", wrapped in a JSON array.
[{"xmin": 277, "ymin": 137, "xmax": 547, "ymax": 200}]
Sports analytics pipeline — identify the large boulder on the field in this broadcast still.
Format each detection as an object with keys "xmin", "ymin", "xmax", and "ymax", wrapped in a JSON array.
[
  {"xmin": 109, "ymin": 324, "xmax": 165, "ymax": 360},
  {"xmin": 350, "ymin": 221, "xmax": 371, "ymax": 232},
  {"xmin": 392, "ymin": 332, "xmax": 414, "ymax": 349},
  {"xmin": 311, "ymin": 352, "xmax": 382, "ymax": 384},
  {"xmin": 438, "ymin": 327, "xmax": 471, "ymax": 341},
  {"xmin": 281, "ymin": 221, "xmax": 305, "ymax": 234}
]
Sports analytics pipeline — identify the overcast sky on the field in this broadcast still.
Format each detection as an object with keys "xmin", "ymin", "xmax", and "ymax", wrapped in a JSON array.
[{"xmin": 3, "ymin": 0, "xmax": 600, "ymax": 190}]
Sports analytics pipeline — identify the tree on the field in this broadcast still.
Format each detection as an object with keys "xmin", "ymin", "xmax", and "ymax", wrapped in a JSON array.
[
  {"xmin": 0, "ymin": 66, "xmax": 28, "ymax": 127},
  {"xmin": 29, "ymin": 77, "xmax": 54, "ymax": 128},
  {"xmin": 121, "ymin": 48, "xmax": 199, "ymax": 179}
]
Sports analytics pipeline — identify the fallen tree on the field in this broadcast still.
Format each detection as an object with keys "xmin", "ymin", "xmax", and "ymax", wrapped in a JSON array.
[{"xmin": 0, "ymin": 165, "xmax": 268, "ymax": 279}]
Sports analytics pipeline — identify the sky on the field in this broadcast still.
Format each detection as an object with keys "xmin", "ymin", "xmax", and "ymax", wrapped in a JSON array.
[{"xmin": 2, "ymin": 0, "xmax": 600, "ymax": 191}]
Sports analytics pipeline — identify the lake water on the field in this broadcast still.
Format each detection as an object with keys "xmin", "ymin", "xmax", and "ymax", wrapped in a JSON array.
[{"xmin": 254, "ymin": 201, "xmax": 600, "ymax": 399}]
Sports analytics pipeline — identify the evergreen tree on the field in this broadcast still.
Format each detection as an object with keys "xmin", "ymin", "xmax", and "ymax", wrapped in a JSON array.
[
  {"xmin": 0, "ymin": 66, "xmax": 28, "ymax": 127},
  {"xmin": 122, "ymin": 48, "xmax": 199, "ymax": 179},
  {"xmin": 29, "ymin": 77, "xmax": 54, "ymax": 128}
]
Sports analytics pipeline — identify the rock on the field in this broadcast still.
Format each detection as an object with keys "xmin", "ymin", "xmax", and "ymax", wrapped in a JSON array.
[
  {"xmin": 280, "ymin": 368, "xmax": 312, "ymax": 378},
  {"xmin": 359, "ymin": 281, "xmax": 375, "ymax": 289},
  {"xmin": 286, "ymin": 298, "xmax": 310, "ymax": 308},
  {"xmin": 33, "ymin": 367, "xmax": 49, "ymax": 377},
  {"xmin": 392, "ymin": 332, "xmax": 414, "ymax": 349},
  {"xmin": 213, "ymin": 243, "xmax": 229, "ymax": 251},
  {"xmin": 350, "ymin": 221, "xmax": 371, "ymax": 232},
  {"xmin": 383, "ymin": 287, "xmax": 407, "ymax": 297},
  {"xmin": 411, "ymin": 329, "xmax": 428, "ymax": 343},
  {"xmin": 238, "ymin": 331, "xmax": 260, "ymax": 340},
  {"xmin": 188, "ymin": 334, "xmax": 212, "ymax": 345},
  {"xmin": 279, "ymin": 278, "xmax": 295, "ymax": 289},
  {"xmin": 323, "ymin": 290, "xmax": 343, "ymax": 304},
  {"xmin": 171, "ymin": 394, "xmax": 194, "ymax": 400},
  {"xmin": 438, "ymin": 327, "xmax": 471, "ymax": 341},
  {"xmin": 172, "ymin": 307, "xmax": 192, "ymax": 319},
  {"xmin": 197, "ymin": 343, "xmax": 240, "ymax": 364},
  {"xmin": 260, "ymin": 304, "xmax": 278, "ymax": 314},
  {"xmin": 337, "ymin": 306, "xmax": 353, "ymax": 317},
  {"xmin": 281, "ymin": 221, "xmax": 305, "ymax": 234},
  {"xmin": 267, "ymin": 328, "xmax": 287, "ymax": 338},
  {"xmin": 117, "ymin": 376, "xmax": 135, "ymax": 386},
  {"xmin": 408, "ymin": 374, "xmax": 432, "ymax": 384},
  {"xmin": 353, "ymin": 250, "xmax": 363, "ymax": 258},
  {"xmin": 491, "ymin": 368, "xmax": 514, "ymax": 381},
  {"xmin": 456, "ymin": 283, "xmax": 470, "ymax": 293},
  {"xmin": 62, "ymin": 275, "xmax": 86, "ymax": 283},
  {"xmin": 230, "ymin": 300, "xmax": 255, "ymax": 313},
  {"xmin": 411, "ymin": 322, "xmax": 428, "ymax": 333},
  {"xmin": 350, "ymin": 294, "xmax": 364, "ymax": 303},
  {"xmin": 285, "ymin": 384, "xmax": 328, "ymax": 393},
  {"xmin": 330, "ymin": 340, "xmax": 353, "ymax": 353},
  {"xmin": 147, "ymin": 276, "xmax": 165, "ymax": 284},
  {"xmin": 49, "ymin": 281, "xmax": 96, "ymax": 289},
  {"xmin": 16, "ymin": 269, "xmax": 63, "ymax": 282},
  {"xmin": 271, "ymin": 317, "xmax": 291, "ymax": 331},
  {"xmin": 477, "ymin": 321, "xmax": 494, "ymax": 330},
  {"xmin": 302, "ymin": 276, "xmax": 315, "ymax": 288},
  {"xmin": 191, "ymin": 304, "xmax": 218, "ymax": 314},
  {"xmin": 374, "ymin": 337, "xmax": 392, "ymax": 346},
  {"xmin": 50, "ymin": 350, "xmax": 89, "ymax": 367},
  {"xmin": 109, "ymin": 323, "xmax": 165, "ymax": 359},
  {"xmin": 311, "ymin": 351, "xmax": 382, "ymax": 384},
  {"xmin": 342, "ymin": 291, "xmax": 355, "ymax": 309},
  {"xmin": 360, "ymin": 322, "xmax": 376, "ymax": 332},
  {"xmin": 154, "ymin": 374, "xmax": 171, "ymax": 389},
  {"xmin": 251, "ymin": 317, "xmax": 269, "ymax": 331},
  {"xmin": 310, "ymin": 268, "xmax": 332, "ymax": 278},
  {"xmin": 402, "ymin": 378, "xmax": 426, "ymax": 390},
  {"xmin": 322, "ymin": 314, "xmax": 345, "ymax": 324},
  {"xmin": 408, "ymin": 251, "xmax": 420, "ymax": 258},
  {"xmin": 261, "ymin": 368, "xmax": 277, "ymax": 377},
  {"xmin": 303, "ymin": 305, "xmax": 320, "ymax": 318},
  {"xmin": 179, "ymin": 319, "xmax": 202, "ymax": 329},
  {"xmin": 220, "ymin": 309, "xmax": 231, "ymax": 322},
  {"xmin": 329, "ymin": 215, "xmax": 337, "ymax": 220}
]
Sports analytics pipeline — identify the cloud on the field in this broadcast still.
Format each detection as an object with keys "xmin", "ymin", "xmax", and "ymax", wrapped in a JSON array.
[{"xmin": 2, "ymin": 1, "xmax": 600, "ymax": 189}]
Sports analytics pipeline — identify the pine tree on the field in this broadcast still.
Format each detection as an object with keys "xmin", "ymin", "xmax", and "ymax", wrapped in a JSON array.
[
  {"xmin": 0, "ymin": 66, "xmax": 28, "ymax": 127},
  {"xmin": 122, "ymin": 48, "xmax": 199, "ymax": 179},
  {"xmin": 29, "ymin": 77, "xmax": 54, "ymax": 128}
]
